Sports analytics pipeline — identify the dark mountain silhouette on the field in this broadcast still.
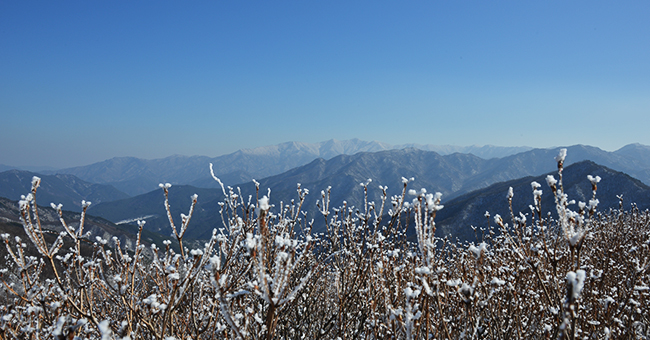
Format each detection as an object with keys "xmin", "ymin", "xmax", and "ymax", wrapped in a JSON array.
[
  {"xmin": 434, "ymin": 161, "xmax": 650, "ymax": 241},
  {"xmin": 0, "ymin": 170, "xmax": 129, "ymax": 212}
]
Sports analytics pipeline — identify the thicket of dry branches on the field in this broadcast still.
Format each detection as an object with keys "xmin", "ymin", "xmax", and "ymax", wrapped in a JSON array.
[{"xmin": 1, "ymin": 150, "xmax": 649, "ymax": 339}]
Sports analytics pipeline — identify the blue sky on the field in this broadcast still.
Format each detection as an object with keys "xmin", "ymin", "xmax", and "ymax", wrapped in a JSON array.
[{"xmin": 1, "ymin": 1, "xmax": 649, "ymax": 168}]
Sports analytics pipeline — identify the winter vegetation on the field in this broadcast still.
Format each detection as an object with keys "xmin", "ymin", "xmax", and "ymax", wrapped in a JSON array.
[{"xmin": 1, "ymin": 150, "xmax": 649, "ymax": 339}]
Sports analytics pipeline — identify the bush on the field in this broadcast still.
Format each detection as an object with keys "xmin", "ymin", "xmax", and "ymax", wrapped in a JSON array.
[{"xmin": 1, "ymin": 150, "xmax": 649, "ymax": 339}]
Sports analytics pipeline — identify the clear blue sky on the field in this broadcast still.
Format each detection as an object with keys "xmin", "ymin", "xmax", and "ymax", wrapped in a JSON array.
[{"xmin": 1, "ymin": 1, "xmax": 649, "ymax": 168}]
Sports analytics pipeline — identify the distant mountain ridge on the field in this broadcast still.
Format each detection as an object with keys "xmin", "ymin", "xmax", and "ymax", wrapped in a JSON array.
[
  {"xmin": 225, "ymin": 145, "xmax": 650, "ymax": 229},
  {"xmin": 6, "ymin": 142, "xmax": 650, "ymax": 243},
  {"xmin": 47, "ymin": 139, "xmax": 535, "ymax": 196},
  {"xmin": 434, "ymin": 160, "xmax": 650, "ymax": 241},
  {"xmin": 89, "ymin": 155, "xmax": 650, "ymax": 243},
  {"xmin": 47, "ymin": 140, "xmax": 650, "ymax": 199},
  {"xmin": 0, "ymin": 164, "xmax": 59, "ymax": 173},
  {"xmin": 0, "ymin": 170, "xmax": 129, "ymax": 212},
  {"xmin": 88, "ymin": 144, "xmax": 650, "ymax": 240},
  {"xmin": 392, "ymin": 144, "xmax": 533, "ymax": 159},
  {"xmin": 89, "ymin": 148, "xmax": 517, "ymax": 239}
]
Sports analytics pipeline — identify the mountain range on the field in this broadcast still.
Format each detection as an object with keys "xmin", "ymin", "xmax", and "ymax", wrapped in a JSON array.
[
  {"xmin": 2, "ymin": 140, "xmax": 650, "ymax": 243},
  {"xmin": 0, "ymin": 164, "xmax": 60, "ymax": 173},
  {"xmin": 41, "ymin": 139, "xmax": 534, "ymax": 196},
  {"xmin": 85, "ymin": 145, "xmax": 650, "ymax": 240},
  {"xmin": 434, "ymin": 160, "xmax": 650, "ymax": 241},
  {"xmin": 88, "ymin": 148, "xmax": 498, "ymax": 239},
  {"xmin": 41, "ymin": 140, "xmax": 650, "ymax": 198},
  {"xmin": 0, "ymin": 170, "xmax": 129, "ymax": 212}
]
